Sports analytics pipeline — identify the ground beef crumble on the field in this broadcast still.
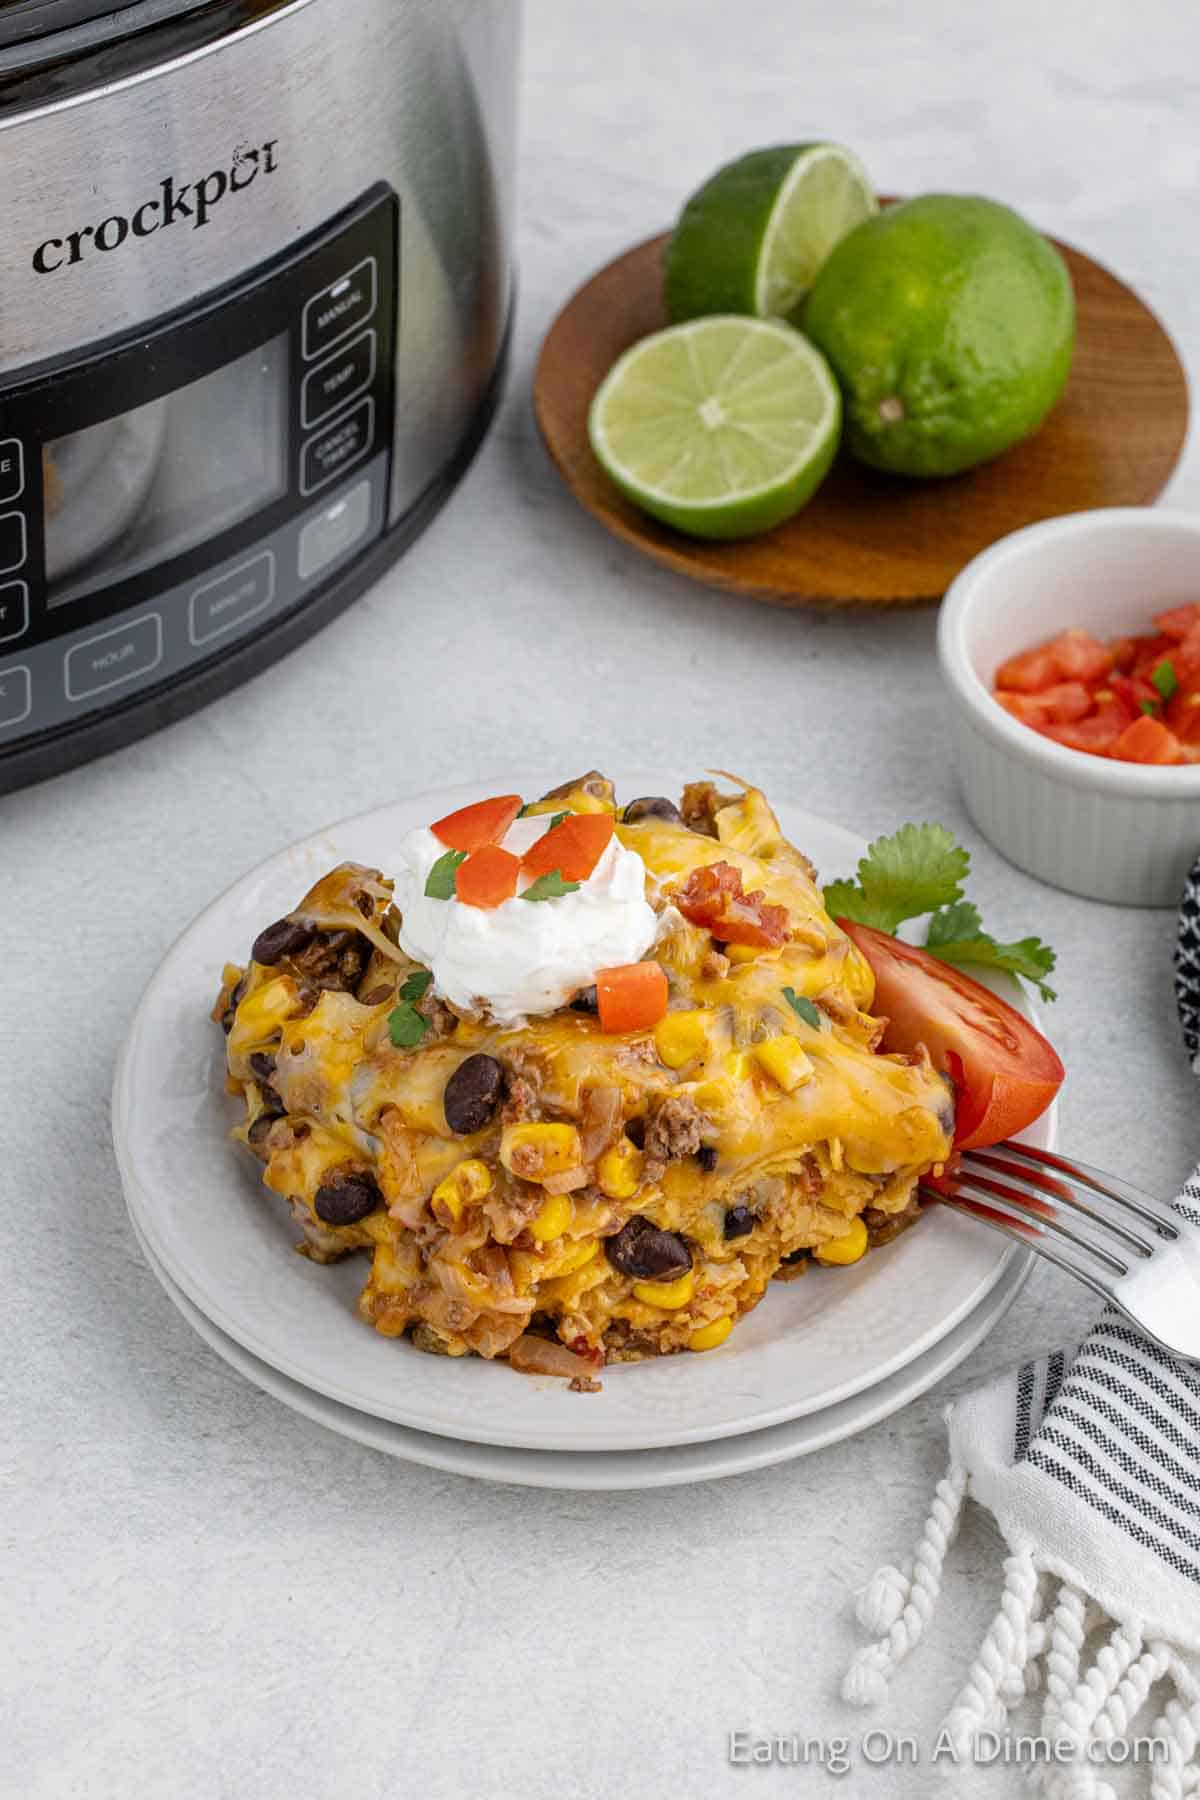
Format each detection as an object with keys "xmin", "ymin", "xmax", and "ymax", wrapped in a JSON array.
[{"xmin": 643, "ymin": 1092, "xmax": 708, "ymax": 1175}]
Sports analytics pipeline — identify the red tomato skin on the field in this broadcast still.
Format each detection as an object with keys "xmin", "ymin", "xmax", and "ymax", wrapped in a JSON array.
[
  {"xmin": 1038, "ymin": 715, "xmax": 1120, "ymax": 755},
  {"xmin": 432, "ymin": 795, "xmax": 523, "ymax": 853},
  {"xmin": 838, "ymin": 921, "xmax": 1064, "ymax": 1151}
]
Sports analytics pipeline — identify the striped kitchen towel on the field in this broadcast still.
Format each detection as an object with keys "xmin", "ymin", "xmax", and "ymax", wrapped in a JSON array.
[{"xmin": 840, "ymin": 865, "xmax": 1200, "ymax": 1797}]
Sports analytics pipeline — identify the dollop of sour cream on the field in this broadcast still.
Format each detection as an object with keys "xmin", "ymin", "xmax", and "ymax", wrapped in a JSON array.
[{"xmin": 392, "ymin": 815, "xmax": 659, "ymax": 1024}]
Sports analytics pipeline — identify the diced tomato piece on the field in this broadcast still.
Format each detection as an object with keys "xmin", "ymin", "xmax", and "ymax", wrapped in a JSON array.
[
  {"xmin": 1108, "ymin": 673, "xmax": 1160, "ymax": 717},
  {"xmin": 596, "ymin": 961, "xmax": 669, "ymax": 1033},
  {"xmin": 996, "ymin": 628, "xmax": 1111, "ymax": 692},
  {"xmin": 1128, "ymin": 633, "xmax": 1176, "ymax": 681},
  {"xmin": 996, "ymin": 682, "xmax": 1092, "ymax": 727},
  {"xmin": 1050, "ymin": 627, "xmax": 1113, "ymax": 684},
  {"xmin": 1037, "ymin": 714, "xmax": 1123, "ymax": 756},
  {"xmin": 994, "ymin": 642, "xmax": 1064, "ymax": 694},
  {"xmin": 673, "ymin": 859, "xmax": 789, "ymax": 947},
  {"xmin": 1109, "ymin": 636, "xmax": 1137, "ymax": 673},
  {"xmin": 454, "ymin": 845, "xmax": 520, "ymax": 909},
  {"xmin": 432, "ymin": 794, "xmax": 523, "ymax": 853},
  {"xmin": 1169, "ymin": 625, "xmax": 1200, "ymax": 686},
  {"xmin": 1111, "ymin": 715, "xmax": 1182, "ymax": 764},
  {"xmin": 1165, "ymin": 685, "xmax": 1200, "ymax": 747},
  {"xmin": 520, "ymin": 813, "xmax": 614, "ymax": 882},
  {"xmin": 1153, "ymin": 603, "xmax": 1200, "ymax": 640}
]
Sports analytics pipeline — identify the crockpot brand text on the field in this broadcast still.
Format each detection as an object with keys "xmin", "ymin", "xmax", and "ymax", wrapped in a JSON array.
[{"xmin": 31, "ymin": 140, "xmax": 280, "ymax": 273}]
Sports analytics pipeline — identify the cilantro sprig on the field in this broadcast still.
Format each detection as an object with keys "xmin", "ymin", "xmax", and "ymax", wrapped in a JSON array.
[
  {"xmin": 388, "ymin": 967, "xmax": 435, "ymax": 1046},
  {"xmin": 825, "ymin": 824, "xmax": 1057, "ymax": 1002},
  {"xmin": 522, "ymin": 869, "xmax": 580, "ymax": 902},
  {"xmin": 425, "ymin": 849, "xmax": 467, "ymax": 899},
  {"xmin": 782, "ymin": 987, "xmax": 822, "ymax": 1030}
]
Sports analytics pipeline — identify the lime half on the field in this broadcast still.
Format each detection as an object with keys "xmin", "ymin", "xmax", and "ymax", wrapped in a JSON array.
[
  {"xmin": 588, "ymin": 316, "xmax": 841, "ymax": 540},
  {"xmin": 664, "ymin": 143, "xmax": 877, "ymax": 326}
]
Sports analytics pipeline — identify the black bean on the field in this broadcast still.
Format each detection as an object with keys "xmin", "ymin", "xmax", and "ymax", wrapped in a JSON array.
[
  {"xmin": 252, "ymin": 917, "xmax": 316, "ymax": 966},
  {"xmin": 625, "ymin": 1116, "xmax": 646, "ymax": 1150},
  {"xmin": 605, "ymin": 1215, "xmax": 692, "ymax": 1280},
  {"xmin": 723, "ymin": 1204, "xmax": 755, "ymax": 1240},
  {"xmin": 623, "ymin": 795, "xmax": 682, "ymax": 825},
  {"xmin": 314, "ymin": 1170, "xmax": 382, "ymax": 1226},
  {"xmin": 249, "ymin": 1051, "xmax": 276, "ymax": 1083},
  {"xmin": 696, "ymin": 1145, "xmax": 718, "ymax": 1173},
  {"xmin": 443, "ymin": 1053, "xmax": 505, "ymax": 1135},
  {"xmin": 570, "ymin": 985, "xmax": 599, "ymax": 1014}
]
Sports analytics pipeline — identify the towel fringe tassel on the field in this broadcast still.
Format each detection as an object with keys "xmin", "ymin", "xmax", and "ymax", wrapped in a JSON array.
[{"xmin": 841, "ymin": 1476, "xmax": 1199, "ymax": 1796}]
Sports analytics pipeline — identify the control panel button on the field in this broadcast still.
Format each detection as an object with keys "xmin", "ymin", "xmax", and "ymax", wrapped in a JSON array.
[
  {"xmin": 300, "ymin": 398, "xmax": 374, "ymax": 497},
  {"xmin": 298, "ymin": 479, "xmax": 372, "ymax": 581},
  {"xmin": 0, "ymin": 441, "xmax": 24, "ymax": 506},
  {"xmin": 301, "ymin": 329, "xmax": 376, "ymax": 430},
  {"xmin": 0, "ymin": 664, "xmax": 31, "ymax": 731},
  {"xmin": 190, "ymin": 552, "xmax": 276, "ymax": 646},
  {"xmin": 303, "ymin": 257, "xmax": 377, "ymax": 361},
  {"xmin": 0, "ymin": 582, "xmax": 28, "ymax": 646},
  {"xmin": 0, "ymin": 512, "xmax": 27, "ymax": 575},
  {"xmin": 65, "ymin": 613, "xmax": 162, "ymax": 702}
]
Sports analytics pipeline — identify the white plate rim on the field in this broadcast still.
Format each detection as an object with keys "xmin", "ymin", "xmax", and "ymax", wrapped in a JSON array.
[
  {"xmin": 113, "ymin": 773, "xmax": 1058, "ymax": 1453},
  {"xmin": 128, "ymin": 1208, "xmax": 1034, "ymax": 1491}
]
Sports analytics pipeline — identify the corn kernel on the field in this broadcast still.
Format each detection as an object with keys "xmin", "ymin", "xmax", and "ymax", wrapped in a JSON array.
[
  {"xmin": 814, "ymin": 1216, "xmax": 869, "ymax": 1266},
  {"xmin": 725, "ymin": 943, "xmax": 759, "ymax": 964},
  {"xmin": 596, "ymin": 1136, "xmax": 645, "ymax": 1200},
  {"xmin": 540, "ymin": 1238, "xmax": 600, "ymax": 1280},
  {"xmin": 689, "ymin": 1314, "xmax": 734, "ymax": 1352},
  {"xmin": 500, "ymin": 1121, "xmax": 582, "ymax": 1181},
  {"xmin": 753, "ymin": 1036, "xmax": 815, "ymax": 1093},
  {"xmin": 654, "ymin": 1009, "xmax": 712, "ymax": 1070},
  {"xmin": 431, "ymin": 1157, "xmax": 493, "ymax": 1227},
  {"xmin": 528, "ymin": 1192, "xmax": 572, "ymax": 1242},
  {"xmin": 633, "ymin": 1268, "xmax": 696, "ymax": 1309}
]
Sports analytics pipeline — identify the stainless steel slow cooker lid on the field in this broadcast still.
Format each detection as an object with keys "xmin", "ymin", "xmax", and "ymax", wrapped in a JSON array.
[{"xmin": 0, "ymin": 1, "xmax": 205, "ymax": 52}]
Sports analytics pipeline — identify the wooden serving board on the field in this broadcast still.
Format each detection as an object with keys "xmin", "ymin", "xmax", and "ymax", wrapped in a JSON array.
[{"xmin": 534, "ymin": 222, "xmax": 1189, "ymax": 608}]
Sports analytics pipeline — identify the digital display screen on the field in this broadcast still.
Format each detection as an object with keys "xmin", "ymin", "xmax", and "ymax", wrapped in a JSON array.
[{"xmin": 45, "ymin": 335, "xmax": 288, "ymax": 608}]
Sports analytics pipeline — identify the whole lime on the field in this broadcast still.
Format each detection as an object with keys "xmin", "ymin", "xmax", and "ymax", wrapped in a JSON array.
[{"xmin": 802, "ymin": 195, "xmax": 1075, "ymax": 477}]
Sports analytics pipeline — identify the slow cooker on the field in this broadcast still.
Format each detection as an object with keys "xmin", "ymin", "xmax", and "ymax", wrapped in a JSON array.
[{"xmin": 0, "ymin": 0, "xmax": 519, "ymax": 792}]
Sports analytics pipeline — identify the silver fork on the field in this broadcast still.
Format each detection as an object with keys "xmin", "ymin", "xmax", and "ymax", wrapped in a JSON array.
[{"xmin": 920, "ymin": 1143, "xmax": 1200, "ymax": 1366}]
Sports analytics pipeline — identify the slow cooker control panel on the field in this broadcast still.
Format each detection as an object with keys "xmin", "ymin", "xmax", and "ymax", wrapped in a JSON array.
[{"xmin": 0, "ymin": 185, "xmax": 398, "ymax": 752}]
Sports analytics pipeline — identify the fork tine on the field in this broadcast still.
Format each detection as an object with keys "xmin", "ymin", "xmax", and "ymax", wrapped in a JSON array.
[
  {"xmin": 923, "ymin": 1184, "xmax": 1115, "ymax": 1306},
  {"xmin": 927, "ymin": 1167, "xmax": 1131, "ymax": 1278},
  {"xmin": 985, "ymin": 1142, "xmax": 1182, "ymax": 1241},
  {"xmin": 965, "ymin": 1150, "xmax": 1157, "ymax": 1261}
]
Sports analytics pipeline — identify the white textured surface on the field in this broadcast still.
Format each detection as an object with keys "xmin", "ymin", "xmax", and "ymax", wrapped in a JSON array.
[{"xmin": 5, "ymin": 3, "xmax": 1200, "ymax": 1795}]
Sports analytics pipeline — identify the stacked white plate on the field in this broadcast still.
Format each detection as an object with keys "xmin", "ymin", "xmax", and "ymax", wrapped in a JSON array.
[{"xmin": 113, "ymin": 778, "xmax": 1050, "ymax": 1490}]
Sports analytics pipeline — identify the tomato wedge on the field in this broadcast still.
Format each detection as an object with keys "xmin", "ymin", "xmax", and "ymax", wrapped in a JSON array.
[
  {"xmin": 596, "ymin": 961, "xmax": 668, "ymax": 1033},
  {"xmin": 455, "ymin": 845, "xmax": 520, "ymax": 909},
  {"xmin": 521, "ymin": 813, "xmax": 614, "ymax": 882},
  {"xmin": 839, "ymin": 921, "xmax": 1064, "ymax": 1151},
  {"xmin": 431, "ymin": 794, "xmax": 523, "ymax": 853}
]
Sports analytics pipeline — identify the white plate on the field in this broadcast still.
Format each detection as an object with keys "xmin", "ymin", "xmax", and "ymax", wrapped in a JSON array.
[
  {"xmin": 113, "ymin": 774, "xmax": 1057, "ymax": 1454},
  {"xmin": 129, "ymin": 1209, "xmax": 1033, "ymax": 1490}
]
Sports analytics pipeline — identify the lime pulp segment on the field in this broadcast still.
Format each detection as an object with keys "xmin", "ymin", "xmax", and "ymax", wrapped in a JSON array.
[
  {"xmin": 754, "ymin": 144, "xmax": 878, "ymax": 318},
  {"xmin": 588, "ymin": 317, "xmax": 841, "ymax": 539}
]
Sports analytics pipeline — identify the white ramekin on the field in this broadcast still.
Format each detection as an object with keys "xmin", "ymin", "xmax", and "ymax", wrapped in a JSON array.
[{"xmin": 938, "ymin": 509, "xmax": 1200, "ymax": 907}]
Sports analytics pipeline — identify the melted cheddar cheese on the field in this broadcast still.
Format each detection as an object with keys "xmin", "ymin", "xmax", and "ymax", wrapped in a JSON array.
[{"xmin": 213, "ymin": 775, "xmax": 953, "ymax": 1373}]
